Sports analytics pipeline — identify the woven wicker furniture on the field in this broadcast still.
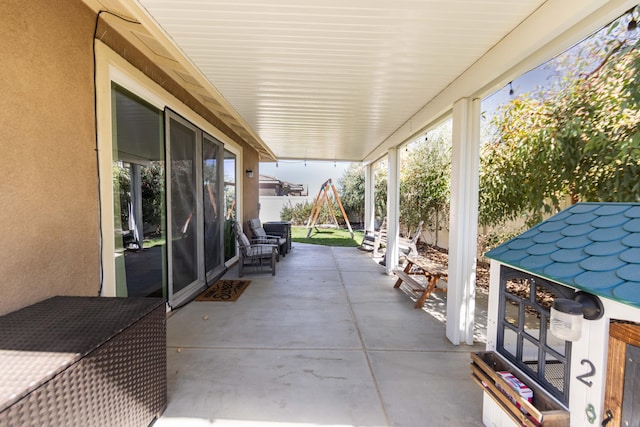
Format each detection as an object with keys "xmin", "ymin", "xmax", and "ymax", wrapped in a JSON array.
[
  {"xmin": 232, "ymin": 222, "xmax": 277, "ymax": 276},
  {"xmin": 262, "ymin": 221, "xmax": 292, "ymax": 255},
  {"xmin": 0, "ymin": 296, "xmax": 166, "ymax": 427},
  {"xmin": 248, "ymin": 218, "xmax": 287, "ymax": 257}
]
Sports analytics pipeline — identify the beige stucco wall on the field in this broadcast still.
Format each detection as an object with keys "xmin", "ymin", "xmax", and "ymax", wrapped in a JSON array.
[
  {"xmin": 0, "ymin": 1, "xmax": 99, "ymax": 315},
  {"xmin": 243, "ymin": 149, "xmax": 261, "ymax": 224}
]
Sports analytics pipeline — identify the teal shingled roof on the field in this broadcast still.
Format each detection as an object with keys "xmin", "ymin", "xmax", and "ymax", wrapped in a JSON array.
[{"xmin": 485, "ymin": 202, "xmax": 640, "ymax": 308}]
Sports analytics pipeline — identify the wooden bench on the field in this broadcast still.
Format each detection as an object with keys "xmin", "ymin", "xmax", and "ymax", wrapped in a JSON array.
[{"xmin": 393, "ymin": 254, "xmax": 448, "ymax": 308}]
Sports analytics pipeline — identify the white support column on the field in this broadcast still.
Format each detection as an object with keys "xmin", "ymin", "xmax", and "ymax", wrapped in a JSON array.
[
  {"xmin": 446, "ymin": 97, "xmax": 481, "ymax": 345},
  {"xmin": 364, "ymin": 163, "xmax": 375, "ymax": 233},
  {"xmin": 385, "ymin": 147, "xmax": 400, "ymax": 274}
]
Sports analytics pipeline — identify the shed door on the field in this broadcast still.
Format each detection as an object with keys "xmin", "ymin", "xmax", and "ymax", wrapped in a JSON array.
[{"xmin": 604, "ymin": 322, "xmax": 640, "ymax": 427}]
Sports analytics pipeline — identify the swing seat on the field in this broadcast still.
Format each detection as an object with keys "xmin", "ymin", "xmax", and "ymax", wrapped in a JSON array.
[{"xmin": 306, "ymin": 178, "xmax": 354, "ymax": 239}]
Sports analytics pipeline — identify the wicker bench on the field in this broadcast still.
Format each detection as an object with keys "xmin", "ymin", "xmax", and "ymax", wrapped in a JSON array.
[{"xmin": 0, "ymin": 296, "xmax": 166, "ymax": 427}]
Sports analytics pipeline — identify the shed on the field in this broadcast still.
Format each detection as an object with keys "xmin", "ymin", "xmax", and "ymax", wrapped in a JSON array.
[{"xmin": 479, "ymin": 202, "xmax": 640, "ymax": 427}]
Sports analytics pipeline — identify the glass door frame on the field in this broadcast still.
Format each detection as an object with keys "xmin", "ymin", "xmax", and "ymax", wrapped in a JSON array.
[
  {"xmin": 203, "ymin": 132, "xmax": 226, "ymax": 283},
  {"xmin": 223, "ymin": 147, "xmax": 239, "ymax": 265},
  {"xmin": 95, "ymin": 49, "xmax": 171, "ymax": 299},
  {"xmin": 111, "ymin": 83, "xmax": 167, "ymax": 299},
  {"xmin": 95, "ymin": 41, "xmax": 240, "ymax": 302},
  {"xmin": 165, "ymin": 109, "xmax": 206, "ymax": 307}
]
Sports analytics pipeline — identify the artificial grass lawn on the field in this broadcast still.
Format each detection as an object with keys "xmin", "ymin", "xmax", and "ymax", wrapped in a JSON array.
[
  {"xmin": 143, "ymin": 236, "xmax": 165, "ymax": 249},
  {"xmin": 291, "ymin": 226, "xmax": 364, "ymax": 247}
]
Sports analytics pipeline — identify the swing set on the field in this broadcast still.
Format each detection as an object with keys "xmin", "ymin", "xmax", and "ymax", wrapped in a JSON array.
[{"xmin": 305, "ymin": 178, "xmax": 354, "ymax": 239}]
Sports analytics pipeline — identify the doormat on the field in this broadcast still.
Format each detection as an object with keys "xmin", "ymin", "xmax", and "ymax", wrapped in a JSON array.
[{"xmin": 195, "ymin": 280, "xmax": 252, "ymax": 302}]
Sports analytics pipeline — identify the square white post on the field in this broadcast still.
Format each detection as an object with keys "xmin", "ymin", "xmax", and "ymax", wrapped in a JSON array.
[
  {"xmin": 385, "ymin": 147, "xmax": 400, "ymax": 274},
  {"xmin": 446, "ymin": 97, "xmax": 480, "ymax": 345},
  {"xmin": 364, "ymin": 163, "xmax": 375, "ymax": 233}
]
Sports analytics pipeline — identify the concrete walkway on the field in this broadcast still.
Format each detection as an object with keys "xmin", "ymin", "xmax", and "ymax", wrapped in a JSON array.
[{"xmin": 155, "ymin": 243, "xmax": 486, "ymax": 427}]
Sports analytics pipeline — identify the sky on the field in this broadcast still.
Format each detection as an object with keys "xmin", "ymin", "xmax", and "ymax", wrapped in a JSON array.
[
  {"xmin": 481, "ymin": 66, "xmax": 556, "ymax": 118},
  {"xmin": 259, "ymin": 160, "xmax": 353, "ymax": 195}
]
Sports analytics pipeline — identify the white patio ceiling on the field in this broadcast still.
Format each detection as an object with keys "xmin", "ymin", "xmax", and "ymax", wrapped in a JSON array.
[{"xmin": 129, "ymin": 0, "xmax": 633, "ymax": 162}]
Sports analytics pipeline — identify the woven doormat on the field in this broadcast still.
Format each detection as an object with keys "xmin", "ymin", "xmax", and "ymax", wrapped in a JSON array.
[{"xmin": 195, "ymin": 280, "xmax": 251, "ymax": 302}]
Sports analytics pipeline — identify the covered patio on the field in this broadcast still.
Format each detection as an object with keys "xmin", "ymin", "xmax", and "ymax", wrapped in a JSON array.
[
  {"xmin": 2, "ymin": 1, "xmax": 638, "ymax": 425},
  {"xmin": 156, "ymin": 243, "xmax": 486, "ymax": 426}
]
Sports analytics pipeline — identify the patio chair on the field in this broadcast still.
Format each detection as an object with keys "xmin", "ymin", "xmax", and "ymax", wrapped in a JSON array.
[
  {"xmin": 359, "ymin": 217, "xmax": 387, "ymax": 254},
  {"xmin": 248, "ymin": 218, "xmax": 287, "ymax": 257},
  {"xmin": 398, "ymin": 220, "xmax": 423, "ymax": 256},
  {"xmin": 379, "ymin": 220, "xmax": 423, "ymax": 266},
  {"xmin": 232, "ymin": 222, "xmax": 277, "ymax": 276}
]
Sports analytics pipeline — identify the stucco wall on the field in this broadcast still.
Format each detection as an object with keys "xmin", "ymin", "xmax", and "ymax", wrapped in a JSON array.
[
  {"xmin": 243, "ymin": 150, "xmax": 260, "ymax": 225},
  {"xmin": 0, "ymin": 1, "xmax": 99, "ymax": 315}
]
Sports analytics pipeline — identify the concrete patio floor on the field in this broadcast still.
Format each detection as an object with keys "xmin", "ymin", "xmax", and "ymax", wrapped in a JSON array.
[{"xmin": 155, "ymin": 243, "xmax": 487, "ymax": 427}]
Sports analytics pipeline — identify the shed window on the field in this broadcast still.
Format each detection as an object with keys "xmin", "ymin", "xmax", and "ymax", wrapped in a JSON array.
[{"xmin": 497, "ymin": 265, "xmax": 575, "ymax": 405}]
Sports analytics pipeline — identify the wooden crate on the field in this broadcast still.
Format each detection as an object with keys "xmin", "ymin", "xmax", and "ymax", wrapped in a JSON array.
[{"xmin": 470, "ymin": 351, "xmax": 569, "ymax": 427}]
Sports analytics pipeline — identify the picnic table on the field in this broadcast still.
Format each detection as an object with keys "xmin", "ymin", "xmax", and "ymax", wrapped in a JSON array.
[{"xmin": 393, "ymin": 254, "xmax": 448, "ymax": 308}]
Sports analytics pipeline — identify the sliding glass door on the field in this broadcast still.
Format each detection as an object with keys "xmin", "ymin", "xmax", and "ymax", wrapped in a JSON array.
[
  {"xmin": 111, "ymin": 84, "xmax": 166, "ymax": 298},
  {"xmin": 165, "ymin": 111, "xmax": 228, "ymax": 306},
  {"xmin": 224, "ymin": 150, "xmax": 237, "ymax": 262},
  {"xmin": 110, "ymin": 87, "xmax": 230, "ymax": 307},
  {"xmin": 166, "ymin": 111, "xmax": 205, "ymax": 305},
  {"xmin": 203, "ymin": 134, "xmax": 225, "ymax": 281}
]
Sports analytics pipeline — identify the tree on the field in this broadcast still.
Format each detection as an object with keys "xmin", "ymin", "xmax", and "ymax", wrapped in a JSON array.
[
  {"xmin": 114, "ymin": 163, "xmax": 131, "ymax": 229},
  {"xmin": 480, "ymin": 7, "xmax": 640, "ymax": 227},
  {"xmin": 374, "ymin": 165, "xmax": 387, "ymax": 222},
  {"xmin": 337, "ymin": 163, "xmax": 387, "ymax": 225},
  {"xmin": 338, "ymin": 127, "xmax": 451, "ymax": 234},
  {"xmin": 114, "ymin": 161, "xmax": 165, "ymax": 237},
  {"xmin": 140, "ymin": 162, "xmax": 164, "ymax": 229},
  {"xmin": 338, "ymin": 164, "xmax": 366, "ymax": 223},
  {"xmin": 400, "ymin": 123, "xmax": 451, "ymax": 232}
]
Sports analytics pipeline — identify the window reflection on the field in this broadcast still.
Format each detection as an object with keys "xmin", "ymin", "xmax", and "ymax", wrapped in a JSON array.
[
  {"xmin": 223, "ymin": 150, "xmax": 237, "ymax": 262},
  {"xmin": 203, "ymin": 135, "xmax": 224, "ymax": 279},
  {"xmin": 169, "ymin": 118, "xmax": 198, "ymax": 294},
  {"xmin": 112, "ymin": 84, "xmax": 166, "ymax": 298}
]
